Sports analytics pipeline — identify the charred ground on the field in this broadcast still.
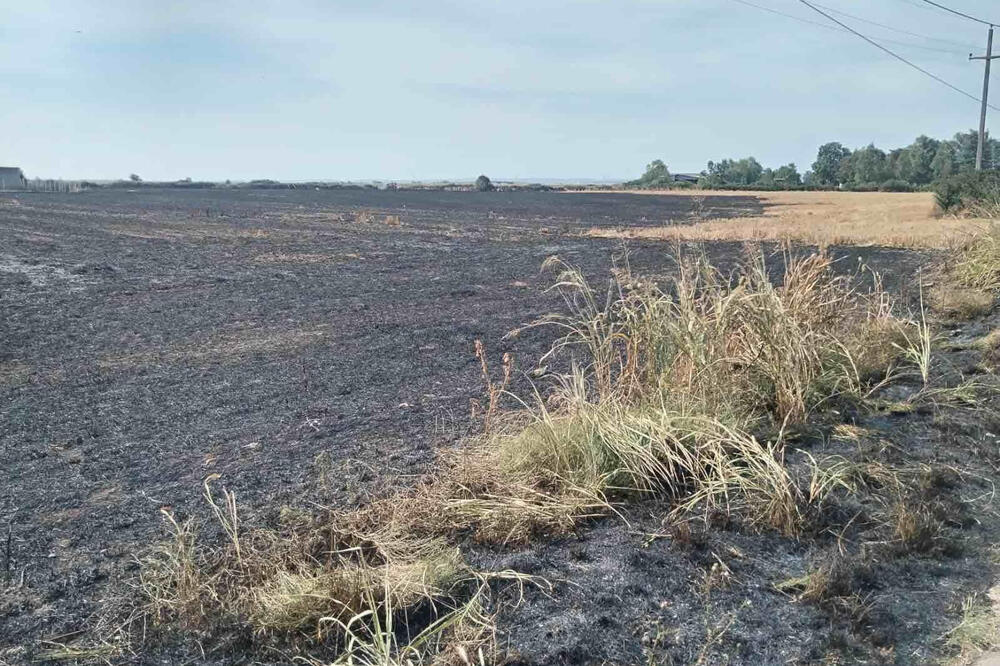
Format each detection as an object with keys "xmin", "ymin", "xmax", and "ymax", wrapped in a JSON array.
[{"xmin": 1, "ymin": 189, "xmax": 996, "ymax": 665}]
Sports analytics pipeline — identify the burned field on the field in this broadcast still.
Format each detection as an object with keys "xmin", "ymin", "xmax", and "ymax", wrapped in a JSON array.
[{"xmin": 2, "ymin": 189, "xmax": 999, "ymax": 665}]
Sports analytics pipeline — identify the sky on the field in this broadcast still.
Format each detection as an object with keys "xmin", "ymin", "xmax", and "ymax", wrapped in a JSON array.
[{"xmin": 1, "ymin": 0, "xmax": 999, "ymax": 182}]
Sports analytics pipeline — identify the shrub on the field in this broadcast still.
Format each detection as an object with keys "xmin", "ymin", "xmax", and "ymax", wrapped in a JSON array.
[
  {"xmin": 934, "ymin": 170, "xmax": 1000, "ymax": 215},
  {"xmin": 879, "ymin": 179, "xmax": 914, "ymax": 192},
  {"xmin": 474, "ymin": 175, "xmax": 494, "ymax": 192}
]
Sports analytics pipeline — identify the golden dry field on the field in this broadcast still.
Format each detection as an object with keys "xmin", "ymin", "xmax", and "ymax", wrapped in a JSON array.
[{"xmin": 586, "ymin": 190, "xmax": 994, "ymax": 249}]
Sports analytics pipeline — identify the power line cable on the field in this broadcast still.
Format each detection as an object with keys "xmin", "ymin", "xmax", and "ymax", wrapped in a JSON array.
[
  {"xmin": 796, "ymin": 0, "xmax": 1000, "ymax": 110},
  {"xmin": 894, "ymin": 0, "xmax": 955, "ymax": 15},
  {"xmin": 729, "ymin": 0, "xmax": 972, "ymax": 54},
  {"xmin": 810, "ymin": 1, "xmax": 977, "ymax": 50},
  {"xmin": 918, "ymin": 0, "xmax": 996, "ymax": 26}
]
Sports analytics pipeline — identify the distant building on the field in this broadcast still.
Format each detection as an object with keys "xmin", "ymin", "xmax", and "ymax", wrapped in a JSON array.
[
  {"xmin": 0, "ymin": 167, "xmax": 26, "ymax": 190},
  {"xmin": 672, "ymin": 173, "xmax": 700, "ymax": 184}
]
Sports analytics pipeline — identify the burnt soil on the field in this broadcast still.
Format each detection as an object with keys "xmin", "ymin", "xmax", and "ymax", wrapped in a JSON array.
[{"xmin": 1, "ymin": 189, "xmax": 998, "ymax": 665}]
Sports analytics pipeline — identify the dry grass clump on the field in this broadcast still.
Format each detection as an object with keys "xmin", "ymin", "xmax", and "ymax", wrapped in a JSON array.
[
  {"xmin": 974, "ymin": 329, "xmax": 1000, "ymax": 352},
  {"xmin": 928, "ymin": 226, "xmax": 1000, "ymax": 319},
  {"xmin": 775, "ymin": 552, "xmax": 879, "ymax": 633},
  {"xmin": 946, "ymin": 593, "xmax": 1000, "ymax": 659},
  {"xmin": 345, "ymin": 445, "xmax": 608, "ymax": 547},
  {"xmin": 777, "ymin": 553, "xmax": 872, "ymax": 604},
  {"xmin": 952, "ymin": 224, "xmax": 1000, "ymax": 292},
  {"xmin": 971, "ymin": 329, "xmax": 1000, "ymax": 370},
  {"xmin": 889, "ymin": 501, "xmax": 942, "ymax": 554},
  {"xmin": 928, "ymin": 284, "xmax": 995, "ymax": 320},
  {"xmin": 526, "ymin": 247, "xmax": 899, "ymax": 423},
  {"xmin": 138, "ymin": 478, "xmax": 493, "ymax": 663},
  {"xmin": 481, "ymin": 246, "xmax": 909, "ymax": 535},
  {"xmin": 249, "ymin": 547, "xmax": 463, "ymax": 633},
  {"xmin": 351, "ymin": 210, "xmax": 404, "ymax": 227},
  {"xmin": 495, "ymin": 402, "xmax": 801, "ymax": 534}
]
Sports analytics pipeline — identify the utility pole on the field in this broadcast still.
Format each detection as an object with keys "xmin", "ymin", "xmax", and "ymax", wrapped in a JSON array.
[{"xmin": 971, "ymin": 25, "xmax": 999, "ymax": 171}]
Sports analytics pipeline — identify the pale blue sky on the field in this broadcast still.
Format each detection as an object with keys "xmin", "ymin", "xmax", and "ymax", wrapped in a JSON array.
[{"xmin": 2, "ymin": 0, "xmax": 998, "ymax": 181}]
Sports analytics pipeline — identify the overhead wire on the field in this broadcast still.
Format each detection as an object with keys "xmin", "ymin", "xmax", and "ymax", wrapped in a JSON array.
[
  {"xmin": 809, "ymin": 1, "xmax": 978, "ymax": 50},
  {"xmin": 794, "ymin": 0, "xmax": 1000, "ymax": 111},
  {"xmin": 729, "ymin": 0, "xmax": 972, "ymax": 54},
  {"xmin": 917, "ymin": 0, "xmax": 996, "ymax": 27}
]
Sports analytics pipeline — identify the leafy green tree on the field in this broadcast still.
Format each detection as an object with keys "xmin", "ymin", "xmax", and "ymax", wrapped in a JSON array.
[
  {"xmin": 898, "ymin": 135, "xmax": 939, "ymax": 185},
  {"xmin": 773, "ymin": 163, "xmax": 802, "ymax": 186},
  {"xmin": 629, "ymin": 159, "xmax": 672, "ymax": 188},
  {"xmin": 474, "ymin": 175, "xmax": 495, "ymax": 192},
  {"xmin": 953, "ymin": 130, "xmax": 981, "ymax": 173},
  {"xmin": 836, "ymin": 153, "xmax": 854, "ymax": 187},
  {"xmin": 733, "ymin": 157, "xmax": 764, "ymax": 185},
  {"xmin": 988, "ymin": 137, "xmax": 1000, "ymax": 170},
  {"xmin": 887, "ymin": 147, "xmax": 906, "ymax": 181},
  {"xmin": 812, "ymin": 142, "xmax": 851, "ymax": 186},
  {"xmin": 645, "ymin": 159, "xmax": 670, "ymax": 182},
  {"xmin": 703, "ymin": 157, "xmax": 763, "ymax": 186},
  {"xmin": 849, "ymin": 144, "xmax": 890, "ymax": 186},
  {"xmin": 931, "ymin": 142, "xmax": 957, "ymax": 181},
  {"xmin": 702, "ymin": 160, "xmax": 725, "ymax": 188}
]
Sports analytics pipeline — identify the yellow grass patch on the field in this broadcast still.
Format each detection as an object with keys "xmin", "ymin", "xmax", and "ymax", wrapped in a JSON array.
[
  {"xmin": 252, "ymin": 252, "xmax": 339, "ymax": 264},
  {"xmin": 585, "ymin": 191, "xmax": 992, "ymax": 249},
  {"xmin": 98, "ymin": 326, "xmax": 328, "ymax": 369},
  {"xmin": 0, "ymin": 361, "xmax": 31, "ymax": 387},
  {"xmin": 107, "ymin": 223, "xmax": 273, "ymax": 241}
]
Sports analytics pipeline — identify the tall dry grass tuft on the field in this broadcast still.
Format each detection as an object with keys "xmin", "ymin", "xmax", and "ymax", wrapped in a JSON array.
[
  {"xmin": 470, "ymin": 340, "xmax": 512, "ymax": 434},
  {"xmin": 523, "ymin": 246, "xmax": 899, "ymax": 427},
  {"xmin": 138, "ymin": 481, "xmax": 482, "ymax": 649},
  {"xmin": 478, "ymin": 245, "xmax": 908, "ymax": 534},
  {"xmin": 928, "ymin": 225, "xmax": 999, "ymax": 319},
  {"xmin": 953, "ymin": 224, "xmax": 1000, "ymax": 292}
]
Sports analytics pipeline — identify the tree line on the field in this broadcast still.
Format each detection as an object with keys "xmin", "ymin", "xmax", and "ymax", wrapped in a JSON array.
[{"xmin": 629, "ymin": 129, "xmax": 1000, "ymax": 191}]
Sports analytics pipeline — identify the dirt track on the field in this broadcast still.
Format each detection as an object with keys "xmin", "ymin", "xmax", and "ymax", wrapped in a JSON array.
[{"xmin": 2, "ymin": 189, "xmax": 994, "ymax": 665}]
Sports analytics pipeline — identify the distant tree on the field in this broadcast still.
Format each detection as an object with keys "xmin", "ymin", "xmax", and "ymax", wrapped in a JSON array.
[
  {"xmin": 700, "ymin": 161, "xmax": 725, "ymax": 188},
  {"xmin": 732, "ymin": 157, "xmax": 764, "ymax": 185},
  {"xmin": 474, "ymin": 175, "xmax": 495, "ymax": 192},
  {"xmin": 129, "ymin": 173, "xmax": 142, "ymax": 183},
  {"xmin": 850, "ymin": 144, "xmax": 890, "ymax": 186},
  {"xmin": 773, "ymin": 163, "xmax": 802, "ymax": 186},
  {"xmin": 953, "ymin": 130, "xmax": 982, "ymax": 173},
  {"xmin": 701, "ymin": 157, "xmax": 763, "ymax": 187},
  {"xmin": 931, "ymin": 142, "xmax": 957, "ymax": 181},
  {"xmin": 626, "ymin": 159, "xmax": 672, "ymax": 188},
  {"xmin": 887, "ymin": 147, "xmax": 906, "ymax": 181},
  {"xmin": 897, "ymin": 135, "xmax": 939, "ymax": 185},
  {"xmin": 642, "ymin": 159, "xmax": 671, "ymax": 185},
  {"xmin": 987, "ymin": 137, "xmax": 1000, "ymax": 170},
  {"xmin": 836, "ymin": 153, "xmax": 854, "ymax": 187},
  {"xmin": 812, "ymin": 142, "xmax": 851, "ymax": 186},
  {"xmin": 757, "ymin": 168, "xmax": 775, "ymax": 187}
]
